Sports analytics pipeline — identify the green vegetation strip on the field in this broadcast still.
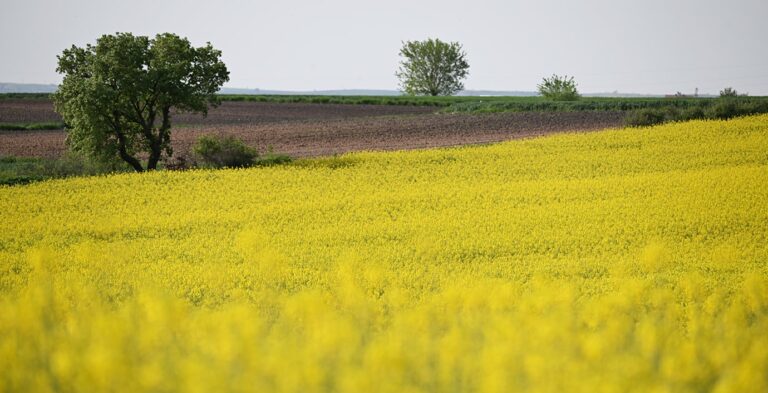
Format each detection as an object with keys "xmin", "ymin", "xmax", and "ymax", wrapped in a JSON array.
[
  {"xmin": 0, "ymin": 122, "xmax": 66, "ymax": 131},
  {"xmin": 216, "ymin": 94, "xmax": 724, "ymax": 110},
  {"xmin": 623, "ymin": 98, "xmax": 768, "ymax": 127},
  {"xmin": 197, "ymin": 94, "xmax": 768, "ymax": 114},
  {"xmin": 0, "ymin": 93, "xmax": 52, "ymax": 100},
  {"xmin": 0, "ymin": 155, "xmax": 132, "ymax": 186},
  {"xmin": 3, "ymin": 93, "xmax": 768, "ymax": 116},
  {"xmin": 444, "ymin": 96, "xmax": 768, "ymax": 114},
  {"xmin": 217, "ymin": 94, "xmax": 476, "ymax": 106}
]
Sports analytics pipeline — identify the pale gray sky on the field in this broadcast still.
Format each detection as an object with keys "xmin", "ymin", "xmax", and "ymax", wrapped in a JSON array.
[{"xmin": 2, "ymin": 0, "xmax": 767, "ymax": 95}]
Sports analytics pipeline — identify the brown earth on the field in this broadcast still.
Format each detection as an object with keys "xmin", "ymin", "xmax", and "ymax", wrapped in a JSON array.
[
  {"xmin": 0, "ymin": 99, "xmax": 62, "ymax": 123},
  {"xmin": 0, "ymin": 99, "xmax": 435, "ymax": 124},
  {"xmin": 0, "ymin": 100, "xmax": 625, "ymax": 159}
]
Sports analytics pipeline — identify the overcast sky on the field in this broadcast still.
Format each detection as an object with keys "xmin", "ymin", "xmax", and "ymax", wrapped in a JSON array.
[{"xmin": 2, "ymin": 0, "xmax": 767, "ymax": 95}]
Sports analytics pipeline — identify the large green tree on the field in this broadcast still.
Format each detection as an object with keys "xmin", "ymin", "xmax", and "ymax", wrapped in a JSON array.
[
  {"xmin": 53, "ymin": 33, "xmax": 229, "ymax": 172},
  {"xmin": 396, "ymin": 38, "xmax": 469, "ymax": 96}
]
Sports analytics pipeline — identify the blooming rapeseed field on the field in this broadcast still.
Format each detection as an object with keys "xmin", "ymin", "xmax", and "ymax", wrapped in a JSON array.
[{"xmin": 1, "ymin": 115, "xmax": 767, "ymax": 392}]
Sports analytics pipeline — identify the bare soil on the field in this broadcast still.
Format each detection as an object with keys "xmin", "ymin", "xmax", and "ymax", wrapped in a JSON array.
[
  {"xmin": 0, "ymin": 99, "xmax": 435, "ymax": 124},
  {"xmin": 0, "ymin": 99, "xmax": 62, "ymax": 123},
  {"xmin": 0, "ymin": 100, "xmax": 625, "ymax": 159}
]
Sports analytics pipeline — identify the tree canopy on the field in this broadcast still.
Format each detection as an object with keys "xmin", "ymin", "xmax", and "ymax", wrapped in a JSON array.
[
  {"xmin": 537, "ymin": 74, "xmax": 580, "ymax": 101},
  {"xmin": 719, "ymin": 87, "xmax": 739, "ymax": 97},
  {"xmin": 396, "ymin": 38, "xmax": 469, "ymax": 96},
  {"xmin": 53, "ymin": 32, "xmax": 229, "ymax": 172}
]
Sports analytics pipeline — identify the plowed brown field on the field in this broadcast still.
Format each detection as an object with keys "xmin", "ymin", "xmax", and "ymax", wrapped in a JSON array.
[{"xmin": 0, "ymin": 100, "xmax": 624, "ymax": 159}]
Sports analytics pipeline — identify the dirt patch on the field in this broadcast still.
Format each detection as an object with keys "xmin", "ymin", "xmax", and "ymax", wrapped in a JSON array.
[
  {"xmin": 174, "ymin": 111, "xmax": 624, "ymax": 158},
  {"xmin": 0, "ymin": 100, "xmax": 436, "ymax": 125},
  {"xmin": 0, "ymin": 99, "xmax": 626, "ymax": 159},
  {"xmin": 174, "ymin": 101, "xmax": 437, "ymax": 124},
  {"xmin": 0, "ymin": 99, "xmax": 62, "ymax": 123},
  {"xmin": 1, "ymin": 104, "xmax": 624, "ymax": 159}
]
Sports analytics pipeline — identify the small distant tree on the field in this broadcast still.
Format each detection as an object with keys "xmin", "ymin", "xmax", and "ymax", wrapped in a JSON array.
[
  {"xmin": 537, "ymin": 74, "xmax": 580, "ymax": 101},
  {"xmin": 396, "ymin": 38, "xmax": 469, "ymax": 96},
  {"xmin": 53, "ymin": 32, "xmax": 229, "ymax": 172},
  {"xmin": 719, "ymin": 87, "xmax": 738, "ymax": 97}
]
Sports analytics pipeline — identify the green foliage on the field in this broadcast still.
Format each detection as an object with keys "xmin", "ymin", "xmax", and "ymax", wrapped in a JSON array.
[
  {"xmin": 709, "ymin": 100, "xmax": 741, "ymax": 120},
  {"xmin": 624, "ymin": 98, "xmax": 768, "ymax": 127},
  {"xmin": 192, "ymin": 135, "xmax": 259, "ymax": 168},
  {"xmin": 707, "ymin": 99, "xmax": 768, "ymax": 120},
  {"xmin": 719, "ymin": 87, "xmax": 738, "ymax": 97},
  {"xmin": 677, "ymin": 106, "xmax": 706, "ymax": 121},
  {"xmin": 52, "ymin": 32, "xmax": 229, "ymax": 172},
  {"xmin": 257, "ymin": 152, "xmax": 293, "ymax": 167},
  {"xmin": 443, "ymin": 96, "xmax": 768, "ymax": 115},
  {"xmin": 0, "ymin": 93, "xmax": 52, "ymax": 100},
  {"xmin": 192, "ymin": 135, "xmax": 292, "ymax": 169},
  {"xmin": 0, "ymin": 153, "xmax": 131, "ymax": 186},
  {"xmin": 445, "ymin": 97, "xmax": 689, "ymax": 113},
  {"xmin": 623, "ymin": 108, "xmax": 669, "ymax": 127},
  {"xmin": 217, "ymin": 94, "xmax": 461, "ymax": 107},
  {"xmin": 537, "ymin": 75, "xmax": 580, "ymax": 101},
  {"xmin": 396, "ymin": 38, "xmax": 469, "ymax": 96},
  {"xmin": 216, "ymin": 95, "xmax": 768, "ymax": 114}
]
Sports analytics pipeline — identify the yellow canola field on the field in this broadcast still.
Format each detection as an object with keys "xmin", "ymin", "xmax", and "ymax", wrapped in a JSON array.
[{"xmin": 1, "ymin": 115, "xmax": 768, "ymax": 392}]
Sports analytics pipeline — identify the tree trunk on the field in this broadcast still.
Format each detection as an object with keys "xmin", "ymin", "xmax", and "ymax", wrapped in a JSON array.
[
  {"xmin": 146, "ymin": 126, "xmax": 162, "ymax": 170},
  {"xmin": 147, "ymin": 106, "xmax": 172, "ymax": 171},
  {"xmin": 120, "ymin": 150, "xmax": 145, "ymax": 172},
  {"xmin": 147, "ymin": 146, "xmax": 161, "ymax": 170},
  {"xmin": 115, "ymin": 128, "xmax": 144, "ymax": 172}
]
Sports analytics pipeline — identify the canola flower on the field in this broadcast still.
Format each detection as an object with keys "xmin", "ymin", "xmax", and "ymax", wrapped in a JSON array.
[{"xmin": 1, "ymin": 115, "xmax": 767, "ymax": 392}]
